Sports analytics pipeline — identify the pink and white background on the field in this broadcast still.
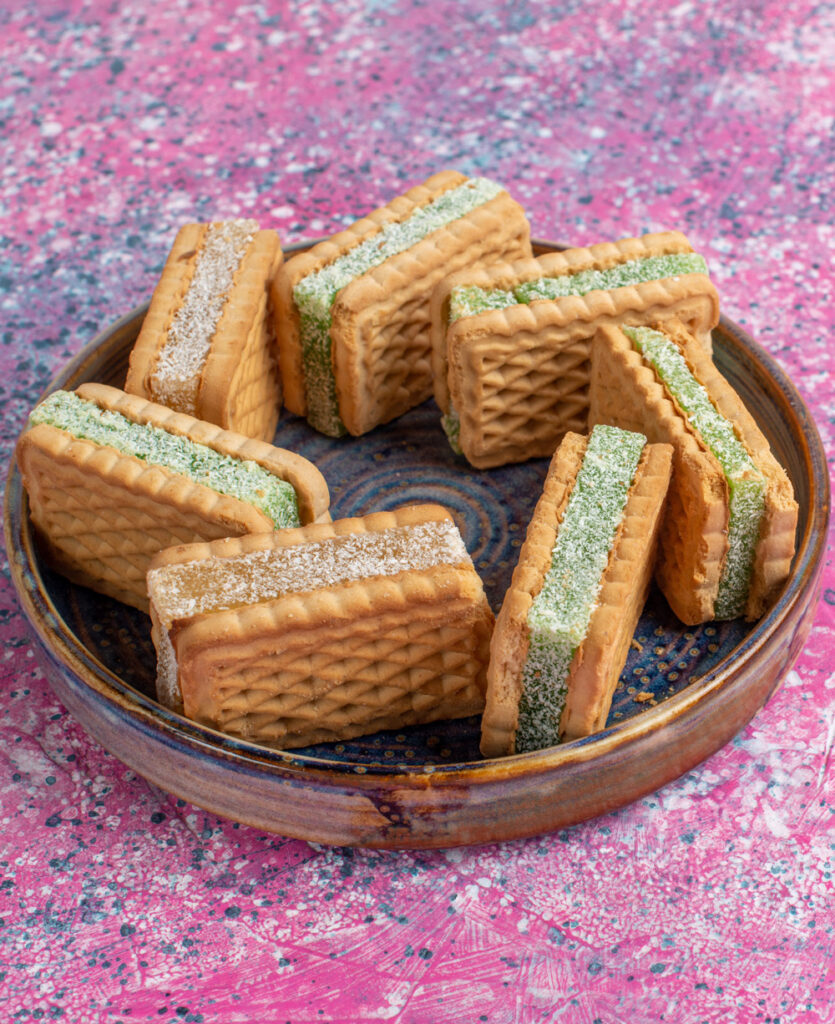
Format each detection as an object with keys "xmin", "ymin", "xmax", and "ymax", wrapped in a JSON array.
[{"xmin": 1, "ymin": 1, "xmax": 833, "ymax": 1020}]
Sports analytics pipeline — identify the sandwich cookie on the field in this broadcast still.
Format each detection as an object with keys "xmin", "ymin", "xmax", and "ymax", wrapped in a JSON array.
[
  {"xmin": 272, "ymin": 170, "xmax": 530, "ymax": 437},
  {"xmin": 16, "ymin": 383, "xmax": 330, "ymax": 612},
  {"xmin": 147, "ymin": 505, "xmax": 495, "ymax": 749},
  {"xmin": 430, "ymin": 231, "xmax": 718, "ymax": 468},
  {"xmin": 480, "ymin": 426, "xmax": 672, "ymax": 756},
  {"xmin": 589, "ymin": 319, "xmax": 797, "ymax": 623},
  {"xmin": 126, "ymin": 219, "xmax": 283, "ymax": 442}
]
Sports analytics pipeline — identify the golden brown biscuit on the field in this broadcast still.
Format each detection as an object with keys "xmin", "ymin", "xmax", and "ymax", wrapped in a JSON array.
[
  {"xmin": 272, "ymin": 171, "xmax": 531, "ymax": 437},
  {"xmin": 126, "ymin": 220, "xmax": 283, "ymax": 442},
  {"xmin": 432, "ymin": 231, "xmax": 719, "ymax": 469},
  {"xmin": 147, "ymin": 505, "xmax": 495, "ymax": 749},
  {"xmin": 480, "ymin": 428, "xmax": 672, "ymax": 756},
  {"xmin": 589, "ymin": 319, "xmax": 797, "ymax": 623},
  {"xmin": 16, "ymin": 383, "xmax": 330, "ymax": 612}
]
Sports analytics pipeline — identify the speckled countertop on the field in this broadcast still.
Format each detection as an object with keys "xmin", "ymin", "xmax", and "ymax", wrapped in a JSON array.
[{"xmin": 2, "ymin": 2, "xmax": 834, "ymax": 1021}]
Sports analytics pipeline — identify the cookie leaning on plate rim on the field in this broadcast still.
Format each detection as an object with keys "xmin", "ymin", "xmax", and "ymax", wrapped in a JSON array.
[{"xmin": 5, "ymin": 230, "xmax": 827, "ymax": 849}]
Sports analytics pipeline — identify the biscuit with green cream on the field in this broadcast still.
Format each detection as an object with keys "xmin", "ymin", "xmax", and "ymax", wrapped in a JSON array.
[
  {"xmin": 589, "ymin": 319, "xmax": 797, "ymax": 623},
  {"xmin": 272, "ymin": 170, "xmax": 530, "ymax": 437},
  {"xmin": 480, "ymin": 426, "xmax": 673, "ymax": 755},
  {"xmin": 16, "ymin": 383, "xmax": 330, "ymax": 612},
  {"xmin": 429, "ymin": 231, "xmax": 719, "ymax": 468}
]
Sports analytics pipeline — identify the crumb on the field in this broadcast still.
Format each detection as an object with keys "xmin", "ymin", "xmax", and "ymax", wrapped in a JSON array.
[
  {"xmin": 634, "ymin": 691, "xmax": 654, "ymax": 703},
  {"xmin": 630, "ymin": 638, "xmax": 643, "ymax": 652}
]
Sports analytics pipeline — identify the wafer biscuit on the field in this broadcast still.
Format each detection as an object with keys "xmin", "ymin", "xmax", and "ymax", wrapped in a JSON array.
[
  {"xmin": 431, "ymin": 231, "xmax": 719, "ymax": 468},
  {"xmin": 589, "ymin": 320, "xmax": 797, "ymax": 623},
  {"xmin": 16, "ymin": 383, "xmax": 330, "ymax": 612},
  {"xmin": 272, "ymin": 171, "xmax": 531, "ymax": 437},
  {"xmin": 126, "ymin": 220, "xmax": 283, "ymax": 442},
  {"xmin": 480, "ymin": 427, "xmax": 672, "ymax": 756},
  {"xmin": 147, "ymin": 505, "xmax": 494, "ymax": 749}
]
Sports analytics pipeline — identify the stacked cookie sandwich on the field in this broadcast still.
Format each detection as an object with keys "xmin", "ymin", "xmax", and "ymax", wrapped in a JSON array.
[
  {"xmin": 273, "ymin": 171, "xmax": 531, "ymax": 437},
  {"xmin": 431, "ymin": 231, "xmax": 718, "ymax": 468},
  {"xmin": 126, "ymin": 219, "xmax": 283, "ymax": 442},
  {"xmin": 17, "ymin": 384, "xmax": 329, "ymax": 611},
  {"xmin": 147, "ymin": 506, "xmax": 494, "ymax": 748}
]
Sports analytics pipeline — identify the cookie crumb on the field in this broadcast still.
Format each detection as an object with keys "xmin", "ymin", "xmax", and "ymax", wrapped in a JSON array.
[
  {"xmin": 630, "ymin": 638, "xmax": 643, "ymax": 652},
  {"xmin": 634, "ymin": 691, "xmax": 654, "ymax": 703}
]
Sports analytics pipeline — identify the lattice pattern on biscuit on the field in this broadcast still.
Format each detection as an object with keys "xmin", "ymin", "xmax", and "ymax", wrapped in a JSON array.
[
  {"xmin": 210, "ymin": 613, "xmax": 486, "ymax": 748},
  {"xmin": 220, "ymin": 289, "xmax": 281, "ymax": 441},
  {"xmin": 21, "ymin": 432, "xmax": 255, "ymax": 610},
  {"xmin": 449, "ymin": 277, "xmax": 718, "ymax": 469},
  {"xmin": 589, "ymin": 325, "xmax": 730, "ymax": 624},
  {"xmin": 343, "ymin": 212, "xmax": 530, "ymax": 433},
  {"xmin": 165, "ymin": 556, "xmax": 493, "ymax": 748},
  {"xmin": 460, "ymin": 334, "xmax": 590, "ymax": 467}
]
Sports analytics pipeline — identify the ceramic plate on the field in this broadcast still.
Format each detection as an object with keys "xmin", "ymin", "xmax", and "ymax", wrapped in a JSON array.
[{"xmin": 5, "ymin": 240, "xmax": 829, "ymax": 848}]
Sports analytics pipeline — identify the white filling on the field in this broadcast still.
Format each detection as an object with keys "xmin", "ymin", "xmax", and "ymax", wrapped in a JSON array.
[
  {"xmin": 149, "ymin": 519, "xmax": 468, "ymax": 625},
  {"xmin": 150, "ymin": 219, "xmax": 258, "ymax": 412},
  {"xmin": 155, "ymin": 626, "xmax": 181, "ymax": 712}
]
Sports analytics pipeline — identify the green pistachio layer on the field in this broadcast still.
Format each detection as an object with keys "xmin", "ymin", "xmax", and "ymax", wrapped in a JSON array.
[
  {"xmin": 515, "ymin": 425, "xmax": 646, "ymax": 752},
  {"xmin": 294, "ymin": 176, "xmax": 504, "ymax": 437},
  {"xmin": 447, "ymin": 252, "xmax": 708, "ymax": 323},
  {"xmin": 623, "ymin": 325, "xmax": 765, "ymax": 619},
  {"xmin": 29, "ymin": 391, "xmax": 300, "ymax": 529}
]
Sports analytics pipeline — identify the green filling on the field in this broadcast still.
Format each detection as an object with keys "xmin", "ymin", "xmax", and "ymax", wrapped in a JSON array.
[
  {"xmin": 515, "ymin": 425, "xmax": 646, "ymax": 753},
  {"xmin": 441, "ymin": 408, "xmax": 463, "ymax": 455},
  {"xmin": 447, "ymin": 252, "xmax": 708, "ymax": 322},
  {"xmin": 623, "ymin": 326, "xmax": 765, "ymax": 619},
  {"xmin": 29, "ymin": 391, "xmax": 300, "ymax": 529},
  {"xmin": 448, "ymin": 285, "xmax": 516, "ymax": 323},
  {"xmin": 294, "ymin": 176, "xmax": 504, "ymax": 437}
]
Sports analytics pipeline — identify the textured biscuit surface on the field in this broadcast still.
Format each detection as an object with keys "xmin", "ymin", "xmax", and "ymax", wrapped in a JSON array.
[
  {"xmin": 449, "ymin": 275, "xmax": 719, "ymax": 469},
  {"xmin": 431, "ymin": 231, "xmax": 698, "ymax": 414},
  {"xmin": 559, "ymin": 441, "xmax": 672, "ymax": 739},
  {"xmin": 16, "ymin": 384, "xmax": 330, "ymax": 611},
  {"xmin": 149, "ymin": 506, "xmax": 495, "ymax": 749},
  {"xmin": 126, "ymin": 224, "xmax": 283, "ymax": 442},
  {"xmin": 590, "ymin": 321, "xmax": 797, "ymax": 622},
  {"xmin": 433, "ymin": 232, "xmax": 718, "ymax": 469},
  {"xmin": 273, "ymin": 171, "xmax": 531, "ymax": 435},
  {"xmin": 480, "ymin": 433, "xmax": 588, "ymax": 757},
  {"xmin": 480, "ymin": 434, "xmax": 672, "ymax": 756}
]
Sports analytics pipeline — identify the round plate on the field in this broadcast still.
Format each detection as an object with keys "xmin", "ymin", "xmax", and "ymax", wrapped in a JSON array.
[{"xmin": 5, "ymin": 240, "xmax": 829, "ymax": 849}]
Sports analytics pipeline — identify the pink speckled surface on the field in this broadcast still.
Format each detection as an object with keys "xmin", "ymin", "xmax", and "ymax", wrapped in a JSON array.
[{"xmin": 1, "ymin": 1, "xmax": 834, "ymax": 1020}]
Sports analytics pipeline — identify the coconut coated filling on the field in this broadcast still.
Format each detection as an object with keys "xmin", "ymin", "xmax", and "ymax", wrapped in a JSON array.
[
  {"xmin": 29, "ymin": 390, "xmax": 300, "ymax": 528},
  {"xmin": 515, "ymin": 425, "xmax": 646, "ymax": 753},
  {"xmin": 293, "ymin": 176, "xmax": 504, "ymax": 437},
  {"xmin": 149, "ymin": 219, "xmax": 258, "ymax": 414},
  {"xmin": 623, "ymin": 325, "xmax": 765, "ymax": 618},
  {"xmin": 447, "ymin": 252, "xmax": 708, "ymax": 322},
  {"xmin": 148, "ymin": 519, "xmax": 468, "ymax": 623}
]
